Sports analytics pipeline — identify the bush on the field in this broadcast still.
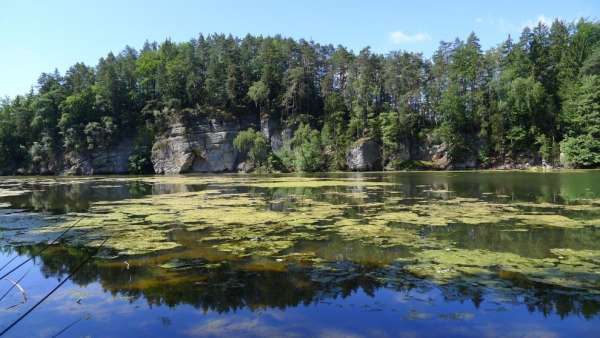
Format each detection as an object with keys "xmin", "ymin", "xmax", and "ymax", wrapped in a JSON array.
[
  {"xmin": 128, "ymin": 148, "xmax": 154, "ymax": 174},
  {"xmin": 273, "ymin": 142, "xmax": 295, "ymax": 172},
  {"xmin": 560, "ymin": 135, "xmax": 600, "ymax": 168},
  {"xmin": 292, "ymin": 123, "xmax": 325, "ymax": 172},
  {"xmin": 84, "ymin": 116, "xmax": 116, "ymax": 151},
  {"xmin": 233, "ymin": 129, "xmax": 269, "ymax": 168}
]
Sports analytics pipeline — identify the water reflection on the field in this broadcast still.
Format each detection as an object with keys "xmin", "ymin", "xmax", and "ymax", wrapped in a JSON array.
[
  {"xmin": 6, "ymin": 243, "xmax": 600, "ymax": 320},
  {"xmin": 0, "ymin": 172, "xmax": 599, "ymax": 337},
  {"xmin": 1, "ymin": 171, "xmax": 600, "ymax": 214}
]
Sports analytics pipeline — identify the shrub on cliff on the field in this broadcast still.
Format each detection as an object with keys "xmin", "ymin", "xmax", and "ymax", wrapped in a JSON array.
[
  {"xmin": 234, "ymin": 129, "xmax": 269, "ymax": 169},
  {"xmin": 291, "ymin": 123, "xmax": 326, "ymax": 172}
]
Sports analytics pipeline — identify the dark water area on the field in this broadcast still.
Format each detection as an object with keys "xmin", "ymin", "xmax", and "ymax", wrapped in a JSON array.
[{"xmin": 0, "ymin": 171, "xmax": 599, "ymax": 337}]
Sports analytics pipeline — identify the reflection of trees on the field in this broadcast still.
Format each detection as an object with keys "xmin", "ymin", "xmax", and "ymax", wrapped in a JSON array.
[
  {"xmin": 245, "ymin": 171, "xmax": 600, "ymax": 209},
  {"xmin": 373, "ymin": 171, "xmax": 600, "ymax": 203},
  {"xmin": 424, "ymin": 223, "xmax": 600, "ymax": 258},
  {"xmin": 2, "ymin": 181, "xmax": 153, "ymax": 214},
  {"xmin": 380, "ymin": 266, "xmax": 600, "ymax": 320},
  {"xmin": 12, "ymin": 244, "xmax": 600, "ymax": 319}
]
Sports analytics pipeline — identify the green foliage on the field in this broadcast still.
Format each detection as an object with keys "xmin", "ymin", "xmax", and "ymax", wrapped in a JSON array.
[
  {"xmin": 265, "ymin": 152, "xmax": 287, "ymax": 172},
  {"xmin": 84, "ymin": 116, "xmax": 117, "ymax": 151},
  {"xmin": 272, "ymin": 142, "xmax": 296, "ymax": 172},
  {"xmin": 581, "ymin": 45, "xmax": 600, "ymax": 76},
  {"xmin": 247, "ymin": 81, "xmax": 269, "ymax": 108},
  {"xmin": 561, "ymin": 135, "xmax": 600, "ymax": 168},
  {"xmin": 128, "ymin": 150, "xmax": 154, "ymax": 174},
  {"xmin": 233, "ymin": 129, "xmax": 269, "ymax": 168},
  {"xmin": 379, "ymin": 111, "xmax": 408, "ymax": 163},
  {"xmin": 320, "ymin": 110, "xmax": 349, "ymax": 170},
  {"xmin": 127, "ymin": 124, "xmax": 155, "ymax": 174},
  {"xmin": 560, "ymin": 75, "xmax": 600, "ymax": 167},
  {"xmin": 292, "ymin": 123, "xmax": 325, "ymax": 172},
  {"xmin": 561, "ymin": 75, "xmax": 600, "ymax": 137}
]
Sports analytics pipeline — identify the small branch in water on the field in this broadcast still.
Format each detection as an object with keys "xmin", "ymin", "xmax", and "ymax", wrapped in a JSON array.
[
  {"xmin": 0, "ymin": 268, "xmax": 30, "ymax": 305},
  {"xmin": 2, "ymin": 276, "xmax": 27, "ymax": 310}
]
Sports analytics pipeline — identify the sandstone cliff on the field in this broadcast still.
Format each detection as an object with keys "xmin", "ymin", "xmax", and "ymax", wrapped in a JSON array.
[{"xmin": 152, "ymin": 114, "xmax": 258, "ymax": 174}]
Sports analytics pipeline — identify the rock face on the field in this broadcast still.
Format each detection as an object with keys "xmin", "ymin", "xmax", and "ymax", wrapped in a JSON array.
[
  {"xmin": 152, "ymin": 115, "xmax": 256, "ymax": 174},
  {"xmin": 428, "ymin": 143, "xmax": 451, "ymax": 169},
  {"xmin": 260, "ymin": 114, "xmax": 292, "ymax": 151},
  {"xmin": 64, "ymin": 138, "xmax": 134, "ymax": 175},
  {"xmin": 347, "ymin": 139, "xmax": 381, "ymax": 171},
  {"xmin": 417, "ymin": 141, "xmax": 478, "ymax": 170},
  {"xmin": 236, "ymin": 161, "xmax": 255, "ymax": 173}
]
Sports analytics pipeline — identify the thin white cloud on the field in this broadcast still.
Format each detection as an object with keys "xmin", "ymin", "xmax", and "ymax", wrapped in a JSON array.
[
  {"xmin": 477, "ymin": 16, "xmax": 521, "ymax": 32},
  {"xmin": 521, "ymin": 15, "xmax": 553, "ymax": 29},
  {"xmin": 389, "ymin": 31, "xmax": 431, "ymax": 44},
  {"xmin": 474, "ymin": 14, "xmax": 562, "ymax": 34}
]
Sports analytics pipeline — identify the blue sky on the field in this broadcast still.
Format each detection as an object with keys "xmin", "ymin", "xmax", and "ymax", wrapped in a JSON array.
[{"xmin": 1, "ymin": 0, "xmax": 597, "ymax": 98}]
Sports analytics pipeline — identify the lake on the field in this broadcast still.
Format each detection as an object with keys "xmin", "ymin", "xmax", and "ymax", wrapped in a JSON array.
[{"xmin": 0, "ymin": 171, "xmax": 599, "ymax": 337}]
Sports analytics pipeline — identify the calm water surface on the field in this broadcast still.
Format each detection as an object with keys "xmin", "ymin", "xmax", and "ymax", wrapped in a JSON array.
[{"xmin": 0, "ymin": 171, "xmax": 599, "ymax": 337}]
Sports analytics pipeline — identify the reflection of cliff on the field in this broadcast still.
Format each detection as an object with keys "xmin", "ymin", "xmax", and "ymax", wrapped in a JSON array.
[{"xmin": 14, "ymin": 244, "xmax": 600, "ymax": 319}]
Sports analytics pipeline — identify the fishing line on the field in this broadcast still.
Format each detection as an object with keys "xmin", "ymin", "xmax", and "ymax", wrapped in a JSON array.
[
  {"xmin": 0, "ymin": 218, "xmax": 81, "ymax": 280},
  {"xmin": 0, "ymin": 237, "xmax": 109, "ymax": 337},
  {"xmin": 50, "ymin": 312, "xmax": 91, "ymax": 338},
  {"xmin": 0, "ymin": 256, "xmax": 18, "ymax": 274}
]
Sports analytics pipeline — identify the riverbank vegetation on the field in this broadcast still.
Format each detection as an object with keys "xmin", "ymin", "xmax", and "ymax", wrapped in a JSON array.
[{"xmin": 1, "ymin": 19, "xmax": 599, "ymax": 173}]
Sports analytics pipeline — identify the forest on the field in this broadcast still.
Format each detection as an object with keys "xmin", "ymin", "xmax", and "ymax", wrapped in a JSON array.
[{"xmin": 1, "ymin": 19, "xmax": 599, "ymax": 174}]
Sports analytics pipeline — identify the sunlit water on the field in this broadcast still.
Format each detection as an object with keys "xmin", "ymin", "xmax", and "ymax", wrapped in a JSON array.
[{"xmin": 0, "ymin": 171, "xmax": 599, "ymax": 337}]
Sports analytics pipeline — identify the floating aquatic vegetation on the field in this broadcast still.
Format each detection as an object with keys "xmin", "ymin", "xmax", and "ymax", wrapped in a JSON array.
[
  {"xmin": 29, "ymin": 186, "xmax": 346, "ymax": 256},
  {"xmin": 373, "ymin": 196, "xmax": 600, "ymax": 229},
  {"xmin": 129, "ymin": 175, "xmax": 395, "ymax": 189},
  {"xmin": 398, "ymin": 247, "xmax": 600, "ymax": 292},
  {"xmin": 137, "ymin": 175, "xmax": 245, "ymax": 186},
  {"xmin": 0, "ymin": 177, "xmax": 96, "ymax": 189},
  {"xmin": 322, "ymin": 190, "xmax": 370, "ymax": 200},
  {"xmin": 332, "ymin": 218, "xmax": 425, "ymax": 248},
  {"xmin": 20, "ymin": 173, "xmax": 600, "ymax": 261}
]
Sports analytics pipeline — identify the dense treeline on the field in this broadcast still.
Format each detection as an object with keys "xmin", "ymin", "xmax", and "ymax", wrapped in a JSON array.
[{"xmin": 1, "ymin": 19, "xmax": 599, "ymax": 173}]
